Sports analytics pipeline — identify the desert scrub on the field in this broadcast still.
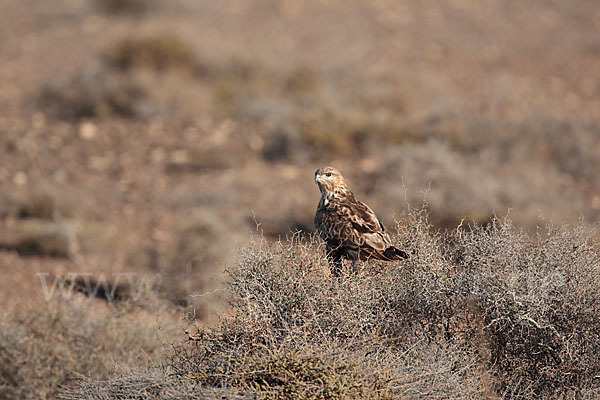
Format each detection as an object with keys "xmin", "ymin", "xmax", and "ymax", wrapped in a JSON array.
[
  {"xmin": 174, "ymin": 342, "xmax": 403, "ymax": 400},
  {"xmin": 0, "ymin": 297, "xmax": 175, "ymax": 400},
  {"xmin": 104, "ymin": 33, "xmax": 196, "ymax": 72},
  {"xmin": 93, "ymin": 0, "xmax": 152, "ymax": 15},
  {"xmin": 38, "ymin": 64, "xmax": 150, "ymax": 120},
  {"xmin": 297, "ymin": 109, "xmax": 369, "ymax": 157},
  {"xmin": 165, "ymin": 216, "xmax": 487, "ymax": 399},
  {"xmin": 11, "ymin": 190, "xmax": 72, "ymax": 220},
  {"xmin": 452, "ymin": 218, "xmax": 600, "ymax": 398},
  {"xmin": 58, "ymin": 369, "xmax": 254, "ymax": 400},
  {"xmin": 169, "ymin": 212, "xmax": 600, "ymax": 399},
  {"xmin": 62, "ymin": 211, "xmax": 600, "ymax": 399}
]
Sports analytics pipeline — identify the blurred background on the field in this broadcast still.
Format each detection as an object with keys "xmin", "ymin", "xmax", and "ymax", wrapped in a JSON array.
[{"xmin": 1, "ymin": 0, "xmax": 600, "ymax": 316}]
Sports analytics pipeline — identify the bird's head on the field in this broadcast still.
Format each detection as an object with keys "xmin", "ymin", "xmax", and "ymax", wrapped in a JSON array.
[{"xmin": 315, "ymin": 166, "xmax": 347, "ymax": 194}]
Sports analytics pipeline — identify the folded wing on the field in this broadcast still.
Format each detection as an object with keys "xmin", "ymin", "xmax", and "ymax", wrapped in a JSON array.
[{"xmin": 316, "ymin": 197, "xmax": 406, "ymax": 261}]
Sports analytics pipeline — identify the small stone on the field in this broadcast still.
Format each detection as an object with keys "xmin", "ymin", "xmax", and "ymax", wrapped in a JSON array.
[
  {"xmin": 13, "ymin": 171, "xmax": 27, "ymax": 186},
  {"xmin": 169, "ymin": 150, "xmax": 188, "ymax": 165},
  {"xmin": 79, "ymin": 121, "xmax": 97, "ymax": 140}
]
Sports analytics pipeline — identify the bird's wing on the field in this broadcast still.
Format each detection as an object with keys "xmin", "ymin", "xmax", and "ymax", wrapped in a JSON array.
[
  {"xmin": 349, "ymin": 200, "xmax": 391, "ymax": 251},
  {"xmin": 316, "ymin": 196, "xmax": 391, "ymax": 251},
  {"xmin": 352, "ymin": 200, "xmax": 386, "ymax": 233}
]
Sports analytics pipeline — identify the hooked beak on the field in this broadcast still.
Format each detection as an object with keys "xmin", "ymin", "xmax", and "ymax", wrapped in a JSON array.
[{"xmin": 315, "ymin": 175, "xmax": 321, "ymax": 184}]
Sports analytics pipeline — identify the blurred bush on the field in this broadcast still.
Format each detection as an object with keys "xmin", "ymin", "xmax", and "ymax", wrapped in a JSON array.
[
  {"xmin": 69, "ymin": 210, "xmax": 599, "ymax": 398},
  {"xmin": 104, "ymin": 33, "xmax": 196, "ymax": 72},
  {"xmin": 0, "ymin": 297, "xmax": 174, "ymax": 399},
  {"xmin": 58, "ymin": 208, "xmax": 600, "ymax": 399},
  {"xmin": 38, "ymin": 64, "xmax": 152, "ymax": 120},
  {"xmin": 93, "ymin": 0, "xmax": 153, "ymax": 15}
]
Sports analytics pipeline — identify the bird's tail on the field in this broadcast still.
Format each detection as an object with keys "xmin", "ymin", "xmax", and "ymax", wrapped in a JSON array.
[
  {"xmin": 367, "ymin": 246, "xmax": 408, "ymax": 262},
  {"xmin": 382, "ymin": 246, "xmax": 408, "ymax": 261}
]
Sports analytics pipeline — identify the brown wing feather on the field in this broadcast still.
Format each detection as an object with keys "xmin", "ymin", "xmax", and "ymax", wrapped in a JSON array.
[
  {"xmin": 315, "ymin": 192, "xmax": 393, "ymax": 256},
  {"xmin": 351, "ymin": 200, "xmax": 391, "ymax": 250}
]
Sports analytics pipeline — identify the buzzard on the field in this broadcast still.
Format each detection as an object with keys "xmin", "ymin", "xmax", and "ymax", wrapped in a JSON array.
[{"xmin": 314, "ymin": 166, "xmax": 408, "ymax": 276}]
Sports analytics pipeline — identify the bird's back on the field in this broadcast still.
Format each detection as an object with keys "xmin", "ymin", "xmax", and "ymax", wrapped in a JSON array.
[{"xmin": 315, "ymin": 191, "xmax": 391, "ymax": 252}]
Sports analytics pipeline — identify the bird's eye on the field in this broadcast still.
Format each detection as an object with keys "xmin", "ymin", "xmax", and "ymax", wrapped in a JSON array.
[{"xmin": 326, "ymin": 172, "xmax": 332, "ymax": 177}]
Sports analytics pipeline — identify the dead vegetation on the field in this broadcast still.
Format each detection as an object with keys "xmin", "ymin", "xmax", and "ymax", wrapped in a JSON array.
[
  {"xmin": 93, "ymin": 0, "xmax": 154, "ymax": 15},
  {"xmin": 0, "ymin": 297, "xmax": 177, "ymax": 400},
  {"xmin": 62, "ymin": 211, "xmax": 600, "ymax": 399},
  {"xmin": 103, "ymin": 34, "xmax": 197, "ymax": 73},
  {"xmin": 58, "ymin": 369, "xmax": 253, "ymax": 400},
  {"xmin": 453, "ymin": 219, "xmax": 600, "ymax": 397},
  {"xmin": 38, "ymin": 64, "xmax": 151, "ymax": 120},
  {"xmin": 11, "ymin": 191, "xmax": 71, "ymax": 220}
]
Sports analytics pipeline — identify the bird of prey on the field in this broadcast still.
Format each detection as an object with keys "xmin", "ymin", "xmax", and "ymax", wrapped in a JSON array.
[{"xmin": 314, "ymin": 166, "xmax": 407, "ymax": 276}]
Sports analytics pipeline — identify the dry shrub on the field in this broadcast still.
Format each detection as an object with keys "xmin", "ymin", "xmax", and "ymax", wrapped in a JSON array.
[
  {"xmin": 61, "ymin": 211, "xmax": 600, "ymax": 399},
  {"xmin": 11, "ymin": 191, "xmax": 72, "ymax": 220},
  {"xmin": 453, "ymin": 218, "xmax": 600, "ymax": 398},
  {"xmin": 209, "ymin": 59, "xmax": 264, "ymax": 116},
  {"xmin": 297, "ymin": 110, "xmax": 421, "ymax": 159},
  {"xmin": 297, "ymin": 110, "xmax": 369, "ymax": 157},
  {"xmin": 159, "ymin": 213, "xmax": 228, "ymax": 310},
  {"xmin": 38, "ymin": 33, "xmax": 199, "ymax": 121},
  {"xmin": 173, "ymin": 342, "xmax": 401, "ymax": 400},
  {"xmin": 93, "ymin": 0, "xmax": 153, "ymax": 15},
  {"xmin": 284, "ymin": 66, "xmax": 319, "ymax": 94},
  {"xmin": 542, "ymin": 121, "xmax": 600, "ymax": 187},
  {"xmin": 0, "ymin": 220, "xmax": 79, "ymax": 258},
  {"xmin": 39, "ymin": 64, "xmax": 151, "ymax": 120},
  {"xmin": 170, "ymin": 211, "xmax": 600, "ymax": 399},
  {"xmin": 104, "ymin": 34, "xmax": 196, "ymax": 72},
  {"xmin": 170, "ymin": 214, "xmax": 225, "ymax": 269},
  {"xmin": 13, "ymin": 222, "xmax": 76, "ymax": 258},
  {"xmin": 166, "ymin": 212, "xmax": 487, "ymax": 399},
  {"xmin": 220, "ymin": 211, "xmax": 455, "ymax": 345},
  {"xmin": 0, "ymin": 297, "xmax": 175, "ymax": 400},
  {"xmin": 58, "ymin": 369, "xmax": 251, "ymax": 400}
]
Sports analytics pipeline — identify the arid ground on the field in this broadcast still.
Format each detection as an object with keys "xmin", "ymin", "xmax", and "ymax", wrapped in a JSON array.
[{"xmin": 1, "ymin": 0, "xmax": 600, "ymax": 398}]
